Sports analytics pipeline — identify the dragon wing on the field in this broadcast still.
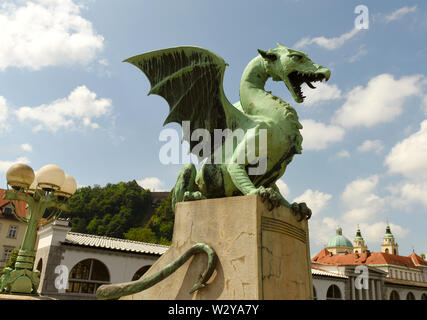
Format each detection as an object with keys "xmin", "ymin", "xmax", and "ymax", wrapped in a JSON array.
[{"xmin": 124, "ymin": 46, "xmax": 247, "ymax": 155}]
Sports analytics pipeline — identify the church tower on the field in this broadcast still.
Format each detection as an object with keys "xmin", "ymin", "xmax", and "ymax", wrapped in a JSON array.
[
  {"xmin": 381, "ymin": 221, "xmax": 398, "ymax": 255},
  {"xmin": 353, "ymin": 225, "xmax": 368, "ymax": 253}
]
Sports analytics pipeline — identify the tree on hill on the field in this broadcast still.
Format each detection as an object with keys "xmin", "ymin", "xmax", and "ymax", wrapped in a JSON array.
[
  {"xmin": 64, "ymin": 181, "xmax": 152, "ymax": 239},
  {"xmin": 125, "ymin": 192, "xmax": 174, "ymax": 245}
]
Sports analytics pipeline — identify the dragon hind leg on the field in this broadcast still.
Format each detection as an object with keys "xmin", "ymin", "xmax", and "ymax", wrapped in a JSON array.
[{"xmin": 171, "ymin": 164, "xmax": 199, "ymax": 212}]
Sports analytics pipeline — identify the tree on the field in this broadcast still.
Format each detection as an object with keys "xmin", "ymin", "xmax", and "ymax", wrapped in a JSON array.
[
  {"xmin": 64, "ymin": 180, "xmax": 152, "ymax": 239},
  {"xmin": 0, "ymin": 249, "xmax": 19, "ymax": 275},
  {"xmin": 125, "ymin": 192, "xmax": 174, "ymax": 245}
]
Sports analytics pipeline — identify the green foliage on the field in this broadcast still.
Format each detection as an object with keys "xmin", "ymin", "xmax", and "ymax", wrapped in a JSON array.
[
  {"xmin": 421, "ymin": 253, "xmax": 426, "ymax": 260},
  {"xmin": 64, "ymin": 181, "xmax": 152, "ymax": 239},
  {"xmin": 0, "ymin": 249, "xmax": 19, "ymax": 274},
  {"xmin": 125, "ymin": 192, "xmax": 174, "ymax": 245}
]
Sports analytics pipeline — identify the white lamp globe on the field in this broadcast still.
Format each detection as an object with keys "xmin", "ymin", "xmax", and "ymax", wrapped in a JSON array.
[
  {"xmin": 57, "ymin": 174, "xmax": 77, "ymax": 198},
  {"xmin": 36, "ymin": 164, "xmax": 66, "ymax": 191},
  {"xmin": 26, "ymin": 176, "xmax": 39, "ymax": 195},
  {"xmin": 6, "ymin": 163, "xmax": 35, "ymax": 190}
]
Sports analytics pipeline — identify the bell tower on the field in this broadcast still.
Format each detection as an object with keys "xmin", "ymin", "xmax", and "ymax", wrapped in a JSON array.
[
  {"xmin": 353, "ymin": 225, "xmax": 368, "ymax": 253},
  {"xmin": 381, "ymin": 221, "xmax": 398, "ymax": 255}
]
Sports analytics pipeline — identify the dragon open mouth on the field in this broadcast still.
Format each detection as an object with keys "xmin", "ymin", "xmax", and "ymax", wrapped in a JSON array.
[{"xmin": 287, "ymin": 71, "xmax": 328, "ymax": 102}]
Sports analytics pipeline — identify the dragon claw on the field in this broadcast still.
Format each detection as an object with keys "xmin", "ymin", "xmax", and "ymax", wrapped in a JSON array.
[{"xmin": 291, "ymin": 202, "xmax": 312, "ymax": 221}]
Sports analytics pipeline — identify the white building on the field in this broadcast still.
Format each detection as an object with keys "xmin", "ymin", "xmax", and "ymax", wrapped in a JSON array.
[{"xmin": 35, "ymin": 219, "xmax": 168, "ymax": 299}]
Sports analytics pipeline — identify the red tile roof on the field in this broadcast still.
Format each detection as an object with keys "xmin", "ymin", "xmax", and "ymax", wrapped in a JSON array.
[
  {"xmin": 0, "ymin": 189, "xmax": 27, "ymax": 219},
  {"xmin": 312, "ymin": 248, "xmax": 426, "ymax": 269}
]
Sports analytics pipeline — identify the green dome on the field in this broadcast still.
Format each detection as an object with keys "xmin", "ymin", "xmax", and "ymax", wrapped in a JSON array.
[{"xmin": 327, "ymin": 226, "xmax": 353, "ymax": 248}]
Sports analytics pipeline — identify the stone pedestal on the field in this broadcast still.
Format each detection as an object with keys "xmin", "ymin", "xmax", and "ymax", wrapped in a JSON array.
[{"xmin": 123, "ymin": 195, "xmax": 313, "ymax": 300}]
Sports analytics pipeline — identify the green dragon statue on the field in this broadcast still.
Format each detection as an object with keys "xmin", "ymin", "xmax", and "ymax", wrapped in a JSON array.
[
  {"xmin": 126, "ymin": 43, "xmax": 330, "ymax": 220},
  {"xmin": 95, "ymin": 44, "xmax": 330, "ymax": 300}
]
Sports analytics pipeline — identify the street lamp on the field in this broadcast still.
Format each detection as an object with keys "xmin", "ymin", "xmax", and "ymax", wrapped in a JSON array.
[{"xmin": 0, "ymin": 163, "xmax": 76, "ymax": 295}]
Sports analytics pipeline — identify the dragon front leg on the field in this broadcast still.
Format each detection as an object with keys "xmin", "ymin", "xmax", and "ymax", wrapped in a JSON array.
[
  {"xmin": 271, "ymin": 183, "xmax": 312, "ymax": 221},
  {"xmin": 227, "ymin": 163, "xmax": 282, "ymax": 211}
]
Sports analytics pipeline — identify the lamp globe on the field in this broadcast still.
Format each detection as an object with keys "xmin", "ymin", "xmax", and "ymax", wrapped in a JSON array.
[
  {"xmin": 6, "ymin": 163, "xmax": 35, "ymax": 190},
  {"xmin": 36, "ymin": 164, "xmax": 66, "ymax": 191}
]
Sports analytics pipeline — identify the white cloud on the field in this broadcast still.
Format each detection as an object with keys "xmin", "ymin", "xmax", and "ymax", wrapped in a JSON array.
[
  {"xmin": 276, "ymin": 180, "xmax": 290, "ymax": 199},
  {"xmin": 293, "ymin": 189, "xmax": 332, "ymax": 217},
  {"xmin": 15, "ymin": 86, "xmax": 112, "ymax": 132},
  {"xmin": 399, "ymin": 182, "xmax": 427, "ymax": 208},
  {"xmin": 302, "ymin": 82, "xmax": 342, "ymax": 106},
  {"xmin": 384, "ymin": 6, "xmax": 417, "ymax": 23},
  {"xmin": 137, "ymin": 177, "xmax": 166, "ymax": 191},
  {"xmin": 384, "ymin": 120, "xmax": 427, "ymax": 180},
  {"xmin": 0, "ymin": 96, "xmax": 9, "ymax": 131},
  {"xmin": 0, "ymin": 0, "xmax": 104, "ymax": 70},
  {"xmin": 341, "ymin": 175, "xmax": 385, "ymax": 223},
  {"xmin": 300, "ymin": 119, "xmax": 345, "ymax": 151},
  {"xmin": 335, "ymin": 150, "xmax": 350, "ymax": 159},
  {"xmin": 357, "ymin": 139, "xmax": 384, "ymax": 154},
  {"xmin": 20, "ymin": 144, "xmax": 33, "ymax": 152},
  {"xmin": 0, "ymin": 157, "xmax": 30, "ymax": 173},
  {"xmin": 294, "ymin": 28, "xmax": 360, "ymax": 50},
  {"xmin": 348, "ymin": 45, "xmax": 368, "ymax": 63},
  {"xmin": 333, "ymin": 74, "xmax": 424, "ymax": 128}
]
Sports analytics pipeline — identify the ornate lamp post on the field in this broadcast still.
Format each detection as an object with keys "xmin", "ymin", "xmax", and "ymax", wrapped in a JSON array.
[{"xmin": 0, "ymin": 163, "xmax": 77, "ymax": 295}]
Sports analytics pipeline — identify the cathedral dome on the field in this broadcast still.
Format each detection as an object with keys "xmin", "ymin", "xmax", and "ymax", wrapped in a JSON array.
[{"xmin": 327, "ymin": 226, "xmax": 353, "ymax": 248}]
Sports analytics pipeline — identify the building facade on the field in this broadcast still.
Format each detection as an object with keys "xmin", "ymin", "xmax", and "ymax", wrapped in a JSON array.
[
  {"xmin": 35, "ymin": 219, "xmax": 168, "ymax": 299},
  {"xmin": 0, "ymin": 189, "xmax": 27, "ymax": 269},
  {"xmin": 311, "ymin": 224, "xmax": 427, "ymax": 300}
]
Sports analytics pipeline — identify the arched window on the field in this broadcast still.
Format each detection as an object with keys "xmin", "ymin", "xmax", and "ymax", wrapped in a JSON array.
[
  {"xmin": 36, "ymin": 259, "xmax": 43, "ymax": 273},
  {"xmin": 421, "ymin": 293, "xmax": 427, "ymax": 300},
  {"xmin": 406, "ymin": 292, "xmax": 415, "ymax": 300},
  {"xmin": 389, "ymin": 290, "xmax": 400, "ymax": 300},
  {"xmin": 313, "ymin": 286, "xmax": 317, "ymax": 300},
  {"xmin": 385, "ymin": 248, "xmax": 389, "ymax": 254},
  {"xmin": 67, "ymin": 259, "xmax": 110, "ymax": 295},
  {"xmin": 132, "ymin": 265, "xmax": 152, "ymax": 281},
  {"xmin": 326, "ymin": 285, "xmax": 342, "ymax": 300}
]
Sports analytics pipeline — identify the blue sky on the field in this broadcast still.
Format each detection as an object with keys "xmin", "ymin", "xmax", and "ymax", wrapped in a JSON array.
[{"xmin": 0, "ymin": 0, "xmax": 426, "ymax": 257}]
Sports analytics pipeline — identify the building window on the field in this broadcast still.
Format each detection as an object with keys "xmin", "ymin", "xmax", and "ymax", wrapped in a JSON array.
[
  {"xmin": 2, "ymin": 247, "xmax": 15, "ymax": 262},
  {"xmin": 7, "ymin": 225, "xmax": 18, "ymax": 239},
  {"xmin": 390, "ymin": 290, "xmax": 400, "ymax": 300},
  {"xmin": 406, "ymin": 292, "xmax": 415, "ymax": 300},
  {"xmin": 421, "ymin": 293, "xmax": 427, "ymax": 300},
  {"xmin": 326, "ymin": 285, "xmax": 342, "ymax": 300},
  {"xmin": 131, "ymin": 265, "xmax": 152, "ymax": 281},
  {"xmin": 67, "ymin": 259, "xmax": 110, "ymax": 295},
  {"xmin": 313, "ymin": 286, "xmax": 317, "ymax": 300}
]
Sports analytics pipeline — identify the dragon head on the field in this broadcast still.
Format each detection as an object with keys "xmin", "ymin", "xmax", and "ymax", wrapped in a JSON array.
[{"xmin": 258, "ymin": 43, "xmax": 331, "ymax": 103}]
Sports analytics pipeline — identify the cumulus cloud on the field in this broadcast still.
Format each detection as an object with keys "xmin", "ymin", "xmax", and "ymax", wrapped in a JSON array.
[
  {"xmin": 294, "ymin": 28, "xmax": 360, "ymax": 50},
  {"xmin": 333, "ymin": 74, "xmax": 424, "ymax": 128},
  {"xmin": 137, "ymin": 177, "xmax": 166, "ymax": 191},
  {"xmin": 0, "ymin": 96, "xmax": 9, "ymax": 131},
  {"xmin": 341, "ymin": 175, "xmax": 385, "ymax": 223},
  {"xmin": 0, "ymin": 0, "xmax": 104, "ymax": 70},
  {"xmin": 302, "ymin": 82, "xmax": 342, "ymax": 106},
  {"xmin": 335, "ymin": 150, "xmax": 350, "ymax": 159},
  {"xmin": 20, "ymin": 144, "xmax": 33, "ymax": 152},
  {"xmin": 357, "ymin": 139, "xmax": 384, "ymax": 154},
  {"xmin": 293, "ymin": 189, "xmax": 332, "ymax": 217},
  {"xmin": 384, "ymin": 120, "xmax": 427, "ymax": 180},
  {"xmin": 15, "ymin": 86, "xmax": 112, "ymax": 132},
  {"xmin": 276, "ymin": 180, "xmax": 290, "ymax": 199},
  {"xmin": 384, "ymin": 6, "xmax": 417, "ymax": 23},
  {"xmin": 300, "ymin": 119, "xmax": 345, "ymax": 151},
  {"xmin": 0, "ymin": 157, "xmax": 30, "ymax": 173}
]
